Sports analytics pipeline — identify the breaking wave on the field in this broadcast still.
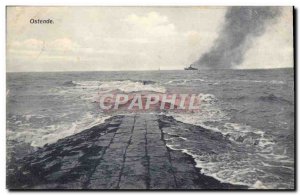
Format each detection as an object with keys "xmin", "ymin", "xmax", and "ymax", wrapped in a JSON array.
[
  {"xmin": 63, "ymin": 80, "xmax": 165, "ymax": 93},
  {"xmin": 7, "ymin": 112, "xmax": 111, "ymax": 148},
  {"xmin": 165, "ymin": 79, "xmax": 205, "ymax": 85},
  {"xmin": 259, "ymin": 94, "xmax": 293, "ymax": 105},
  {"xmin": 163, "ymin": 93, "xmax": 293, "ymax": 189}
]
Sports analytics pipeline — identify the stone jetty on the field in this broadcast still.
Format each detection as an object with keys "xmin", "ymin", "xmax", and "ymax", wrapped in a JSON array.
[{"xmin": 7, "ymin": 114, "xmax": 247, "ymax": 190}]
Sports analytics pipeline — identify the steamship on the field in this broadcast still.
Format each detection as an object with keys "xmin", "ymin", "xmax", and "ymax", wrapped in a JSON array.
[{"xmin": 184, "ymin": 64, "xmax": 198, "ymax": 70}]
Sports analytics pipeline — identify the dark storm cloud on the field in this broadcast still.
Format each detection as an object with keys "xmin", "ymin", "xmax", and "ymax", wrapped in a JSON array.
[{"xmin": 191, "ymin": 7, "xmax": 282, "ymax": 69}]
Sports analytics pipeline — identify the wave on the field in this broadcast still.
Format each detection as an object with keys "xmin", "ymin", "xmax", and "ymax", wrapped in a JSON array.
[
  {"xmin": 63, "ymin": 80, "xmax": 165, "ymax": 93},
  {"xmin": 163, "ymin": 92, "xmax": 293, "ymax": 189},
  {"xmin": 62, "ymin": 80, "xmax": 77, "ymax": 87},
  {"xmin": 131, "ymin": 80, "xmax": 156, "ymax": 85},
  {"xmin": 259, "ymin": 94, "xmax": 293, "ymax": 105},
  {"xmin": 7, "ymin": 79, "xmax": 165, "ymax": 147},
  {"xmin": 165, "ymin": 79, "xmax": 205, "ymax": 85},
  {"xmin": 97, "ymin": 80, "xmax": 166, "ymax": 93},
  {"xmin": 230, "ymin": 79, "xmax": 285, "ymax": 85},
  {"xmin": 165, "ymin": 79, "xmax": 285, "ymax": 86},
  {"xmin": 225, "ymin": 95, "xmax": 247, "ymax": 101},
  {"xmin": 63, "ymin": 79, "xmax": 157, "ymax": 87},
  {"xmin": 7, "ymin": 112, "xmax": 111, "ymax": 148}
]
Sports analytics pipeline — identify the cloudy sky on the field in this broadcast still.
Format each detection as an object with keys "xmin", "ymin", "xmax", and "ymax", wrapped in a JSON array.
[{"xmin": 7, "ymin": 6, "xmax": 293, "ymax": 72}]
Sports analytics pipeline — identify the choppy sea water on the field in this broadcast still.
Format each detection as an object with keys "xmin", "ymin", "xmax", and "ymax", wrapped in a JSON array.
[{"xmin": 6, "ymin": 69, "xmax": 294, "ymax": 189}]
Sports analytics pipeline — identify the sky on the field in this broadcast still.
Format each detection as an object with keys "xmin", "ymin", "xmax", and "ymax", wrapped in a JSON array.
[{"xmin": 6, "ymin": 6, "xmax": 293, "ymax": 72}]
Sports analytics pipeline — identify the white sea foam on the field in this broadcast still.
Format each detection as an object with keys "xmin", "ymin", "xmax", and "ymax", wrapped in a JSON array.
[
  {"xmin": 164, "ymin": 92, "xmax": 293, "ymax": 189},
  {"xmin": 165, "ymin": 79, "xmax": 285, "ymax": 86},
  {"xmin": 98, "ymin": 80, "xmax": 166, "ymax": 93},
  {"xmin": 230, "ymin": 79, "xmax": 285, "ymax": 85},
  {"xmin": 70, "ymin": 80, "xmax": 166, "ymax": 93},
  {"xmin": 7, "ymin": 112, "xmax": 111, "ymax": 147},
  {"xmin": 8, "ymin": 80, "xmax": 165, "ymax": 148},
  {"xmin": 165, "ymin": 79, "xmax": 205, "ymax": 85}
]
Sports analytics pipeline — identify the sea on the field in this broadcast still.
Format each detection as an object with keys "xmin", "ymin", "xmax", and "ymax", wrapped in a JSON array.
[{"xmin": 6, "ymin": 68, "xmax": 294, "ymax": 189}]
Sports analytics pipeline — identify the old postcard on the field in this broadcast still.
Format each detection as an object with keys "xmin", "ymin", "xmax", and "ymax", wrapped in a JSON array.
[{"xmin": 6, "ymin": 6, "xmax": 295, "ymax": 190}]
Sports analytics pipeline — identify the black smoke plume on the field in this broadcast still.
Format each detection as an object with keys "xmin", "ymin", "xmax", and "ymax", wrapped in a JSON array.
[{"xmin": 191, "ymin": 7, "xmax": 282, "ymax": 69}]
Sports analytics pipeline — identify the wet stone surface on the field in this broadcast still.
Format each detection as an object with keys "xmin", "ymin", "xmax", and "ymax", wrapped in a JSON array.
[{"xmin": 7, "ymin": 114, "xmax": 247, "ymax": 190}]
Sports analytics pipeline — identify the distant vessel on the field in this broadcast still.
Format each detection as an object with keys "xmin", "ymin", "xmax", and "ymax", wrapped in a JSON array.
[{"xmin": 184, "ymin": 64, "xmax": 198, "ymax": 70}]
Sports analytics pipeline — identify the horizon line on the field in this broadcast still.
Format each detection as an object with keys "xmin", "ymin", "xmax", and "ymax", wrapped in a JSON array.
[{"xmin": 6, "ymin": 67, "xmax": 294, "ymax": 73}]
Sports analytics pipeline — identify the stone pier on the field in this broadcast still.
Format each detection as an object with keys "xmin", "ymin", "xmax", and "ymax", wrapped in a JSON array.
[{"xmin": 7, "ymin": 114, "xmax": 246, "ymax": 190}]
